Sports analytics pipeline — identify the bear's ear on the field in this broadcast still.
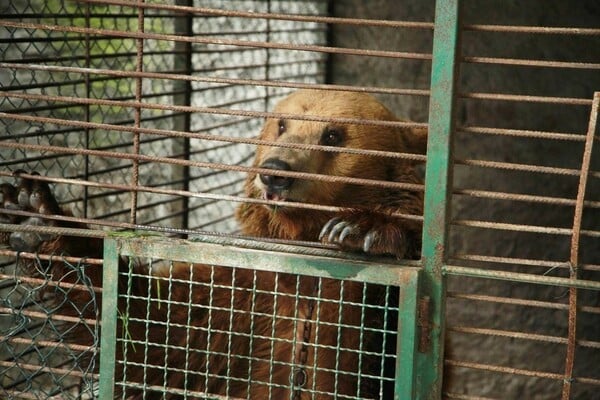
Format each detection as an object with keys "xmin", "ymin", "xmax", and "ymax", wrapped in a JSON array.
[{"xmin": 402, "ymin": 127, "xmax": 428, "ymax": 155}]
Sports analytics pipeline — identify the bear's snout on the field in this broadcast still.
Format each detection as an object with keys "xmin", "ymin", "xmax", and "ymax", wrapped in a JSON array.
[{"xmin": 259, "ymin": 158, "xmax": 294, "ymax": 192}]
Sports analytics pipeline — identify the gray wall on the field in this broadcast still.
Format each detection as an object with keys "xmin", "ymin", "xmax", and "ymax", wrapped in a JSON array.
[{"xmin": 330, "ymin": 1, "xmax": 599, "ymax": 398}]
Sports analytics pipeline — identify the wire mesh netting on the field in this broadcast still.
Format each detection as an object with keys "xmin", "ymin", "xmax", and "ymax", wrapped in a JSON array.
[{"xmin": 0, "ymin": 253, "xmax": 100, "ymax": 398}]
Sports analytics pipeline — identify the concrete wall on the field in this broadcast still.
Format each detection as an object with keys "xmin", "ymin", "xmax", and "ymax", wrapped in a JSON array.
[{"xmin": 330, "ymin": 1, "xmax": 599, "ymax": 398}]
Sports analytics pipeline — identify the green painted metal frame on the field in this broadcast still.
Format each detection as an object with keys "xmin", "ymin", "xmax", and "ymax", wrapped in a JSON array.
[
  {"xmin": 418, "ymin": 0, "xmax": 461, "ymax": 398},
  {"xmin": 99, "ymin": 238, "xmax": 120, "ymax": 399},
  {"xmin": 98, "ymin": 235, "xmax": 423, "ymax": 399}
]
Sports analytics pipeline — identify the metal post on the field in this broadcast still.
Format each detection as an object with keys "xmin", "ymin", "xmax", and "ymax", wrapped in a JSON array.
[
  {"xmin": 98, "ymin": 238, "xmax": 120, "ymax": 399},
  {"xmin": 395, "ymin": 272, "xmax": 421, "ymax": 399},
  {"xmin": 418, "ymin": 0, "xmax": 462, "ymax": 398},
  {"xmin": 173, "ymin": 0, "xmax": 193, "ymax": 233}
]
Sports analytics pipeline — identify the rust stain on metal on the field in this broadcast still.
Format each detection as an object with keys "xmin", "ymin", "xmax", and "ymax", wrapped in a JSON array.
[
  {"xmin": 418, "ymin": 296, "xmax": 432, "ymax": 353},
  {"xmin": 561, "ymin": 92, "xmax": 599, "ymax": 399}
]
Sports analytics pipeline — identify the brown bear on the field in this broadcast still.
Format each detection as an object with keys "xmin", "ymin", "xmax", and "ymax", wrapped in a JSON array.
[{"xmin": 1, "ymin": 90, "xmax": 426, "ymax": 399}]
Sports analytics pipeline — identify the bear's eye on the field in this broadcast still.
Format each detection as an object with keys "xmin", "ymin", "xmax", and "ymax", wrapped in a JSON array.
[
  {"xmin": 277, "ymin": 119, "xmax": 286, "ymax": 136},
  {"xmin": 320, "ymin": 126, "xmax": 345, "ymax": 147}
]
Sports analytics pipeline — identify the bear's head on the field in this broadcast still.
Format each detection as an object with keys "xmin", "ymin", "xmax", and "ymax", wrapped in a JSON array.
[{"xmin": 246, "ymin": 89, "xmax": 426, "ymax": 213}]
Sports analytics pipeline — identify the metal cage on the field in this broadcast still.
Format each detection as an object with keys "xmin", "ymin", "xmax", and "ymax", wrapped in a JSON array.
[{"xmin": 1, "ymin": 0, "xmax": 599, "ymax": 399}]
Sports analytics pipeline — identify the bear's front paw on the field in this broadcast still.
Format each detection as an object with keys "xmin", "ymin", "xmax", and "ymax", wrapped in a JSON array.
[
  {"xmin": 1, "ymin": 171, "xmax": 61, "ymax": 252},
  {"xmin": 318, "ymin": 210, "xmax": 408, "ymax": 258}
]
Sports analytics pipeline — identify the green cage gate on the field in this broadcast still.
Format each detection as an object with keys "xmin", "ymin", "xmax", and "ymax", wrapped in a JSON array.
[{"xmin": 99, "ymin": 235, "xmax": 422, "ymax": 399}]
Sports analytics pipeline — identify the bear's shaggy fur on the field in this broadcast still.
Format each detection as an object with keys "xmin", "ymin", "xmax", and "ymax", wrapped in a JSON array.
[{"xmin": 2, "ymin": 90, "xmax": 426, "ymax": 399}]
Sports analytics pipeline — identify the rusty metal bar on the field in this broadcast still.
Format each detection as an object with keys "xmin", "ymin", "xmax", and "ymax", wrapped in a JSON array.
[
  {"xmin": 0, "ymin": 62, "xmax": 430, "ymax": 98},
  {"xmin": 446, "ymin": 360, "xmax": 600, "ymax": 387},
  {"xmin": 0, "ymin": 361, "xmax": 99, "ymax": 380},
  {"xmin": 463, "ymin": 56, "xmax": 600, "ymax": 70},
  {"xmin": 0, "ymin": 336, "xmax": 97, "ymax": 353},
  {"xmin": 194, "ymin": 57, "xmax": 326, "ymax": 74},
  {"xmin": 0, "ymin": 91, "xmax": 428, "ymax": 129},
  {"xmin": 0, "ymin": 56, "xmax": 324, "ymax": 78},
  {"xmin": 0, "ymin": 219, "xmax": 107, "ymax": 238},
  {"xmin": 0, "ymin": 272, "xmax": 102, "ymax": 294},
  {"xmin": 78, "ymin": 0, "xmax": 435, "ymax": 30},
  {"xmin": 453, "ymin": 188, "xmax": 600, "ymax": 209},
  {"xmin": 0, "ymin": 307, "xmax": 98, "ymax": 326},
  {"xmin": 0, "ymin": 249, "xmax": 103, "ymax": 266},
  {"xmin": 447, "ymin": 326, "xmax": 600, "ymax": 349},
  {"xmin": 451, "ymin": 254, "xmax": 600, "ymax": 273},
  {"xmin": 1, "ymin": 49, "xmax": 176, "ymax": 65},
  {"xmin": 192, "ymin": 27, "xmax": 327, "ymax": 37},
  {"xmin": 0, "ymin": 111, "xmax": 427, "ymax": 163},
  {"xmin": 463, "ymin": 24, "xmax": 600, "ymax": 36},
  {"xmin": 173, "ymin": 0, "xmax": 193, "ymax": 234},
  {"xmin": 576, "ymin": 377, "xmax": 600, "ymax": 386},
  {"xmin": 452, "ymin": 220, "xmax": 599, "ymax": 238},
  {"xmin": 447, "ymin": 291, "xmax": 600, "ymax": 315},
  {"xmin": 0, "ymin": 20, "xmax": 433, "ymax": 61},
  {"xmin": 0, "ymin": 145, "xmax": 426, "ymax": 196},
  {"xmin": 444, "ymin": 265, "xmax": 600, "ymax": 291},
  {"xmin": 562, "ymin": 91, "xmax": 599, "ymax": 399},
  {"xmin": 459, "ymin": 126, "xmax": 593, "ymax": 141},
  {"xmin": 457, "ymin": 158, "xmax": 600, "ymax": 178},
  {"xmin": 128, "ymin": 0, "xmax": 145, "ymax": 225},
  {"xmin": 460, "ymin": 92, "xmax": 593, "ymax": 106},
  {"xmin": 445, "ymin": 359, "xmax": 564, "ymax": 380},
  {"xmin": 82, "ymin": 2, "xmax": 91, "ymax": 220}
]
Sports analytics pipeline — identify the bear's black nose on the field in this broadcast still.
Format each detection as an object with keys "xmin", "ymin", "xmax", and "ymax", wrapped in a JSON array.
[{"xmin": 259, "ymin": 158, "xmax": 294, "ymax": 191}]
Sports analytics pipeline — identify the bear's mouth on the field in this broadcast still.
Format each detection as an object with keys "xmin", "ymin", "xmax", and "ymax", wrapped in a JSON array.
[{"xmin": 263, "ymin": 190, "xmax": 287, "ymax": 203}]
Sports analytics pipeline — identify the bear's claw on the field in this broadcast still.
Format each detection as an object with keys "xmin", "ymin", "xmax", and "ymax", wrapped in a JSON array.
[
  {"xmin": 363, "ymin": 230, "xmax": 379, "ymax": 253},
  {"xmin": 318, "ymin": 217, "xmax": 341, "ymax": 241},
  {"xmin": 319, "ymin": 212, "xmax": 408, "ymax": 258}
]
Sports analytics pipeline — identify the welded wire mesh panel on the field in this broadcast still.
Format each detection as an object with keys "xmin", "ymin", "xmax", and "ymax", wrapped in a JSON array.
[{"xmin": 100, "ymin": 236, "xmax": 420, "ymax": 400}]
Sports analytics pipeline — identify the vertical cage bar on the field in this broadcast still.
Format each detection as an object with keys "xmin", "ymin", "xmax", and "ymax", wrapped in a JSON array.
[
  {"xmin": 173, "ymin": 0, "xmax": 193, "ymax": 233},
  {"xmin": 418, "ymin": 0, "xmax": 462, "ymax": 397},
  {"xmin": 562, "ymin": 92, "xmax": 599, "ymax": 399},
  {"xmin": 98, "ymin": 238, "xmax": 120, "ymax": 399},
  {"xmin": 83, "ymin": 2, "xmax": 91, "ymax": 219},
  {"xmin": 130, "ymin": 0, "xmax": 145, "ymax": 225},
  {"xmin": 263, "ymin": 0, "xmax": 272, "ymax": 111},
  {"xmin": 395, "ymin": 272, "xmax": 420, "ymax": 400}
]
